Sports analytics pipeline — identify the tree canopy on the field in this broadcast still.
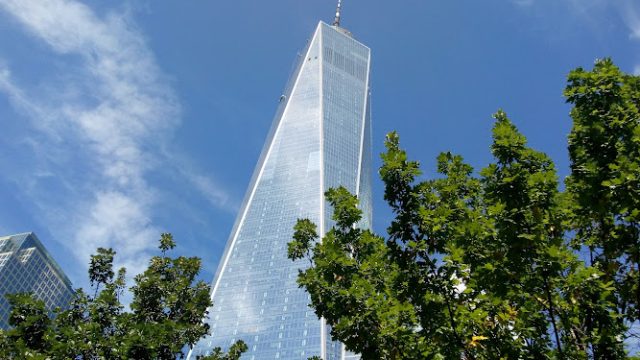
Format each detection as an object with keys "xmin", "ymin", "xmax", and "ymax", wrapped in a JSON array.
[
  {"xmin": 289, "ymin": 58, "xmax": 640, "ymax": 359},
  {"xmin": 0, "ymin": 233, "xmax": 247, "ymax": 360}
]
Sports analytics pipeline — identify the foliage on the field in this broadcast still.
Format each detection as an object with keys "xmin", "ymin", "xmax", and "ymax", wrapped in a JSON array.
[
  {"xmin": 0, "ymin": 233, "xmax": 246, "ymax": 360},
  {"xmin": 289, "ymin": 59, "xmax": 638, "ymax": 359},
  {"xmin": 565, "ymin": 59, "xmax": 640, "ymax": 325}
]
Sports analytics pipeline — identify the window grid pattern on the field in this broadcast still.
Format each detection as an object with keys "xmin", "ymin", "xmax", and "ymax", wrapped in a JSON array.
[
  {"xmin": 190, "ymin": 26, "xmax": 323, "ymax": 360},
  {"xmin": 189, "ymin": 22, "xmax": 371, "ymax": 360},
  {"xmin": 320, "ymin": 23, "xmax": 371, "ymax": 360},
  {"xmin": 0, "ymin": 233, "xmax": 74, "ymax": 329}
]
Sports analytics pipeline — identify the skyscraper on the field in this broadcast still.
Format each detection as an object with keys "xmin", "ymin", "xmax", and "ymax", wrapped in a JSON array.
[
  {"xmin": 189, "ymin": 14, "xmax": 371, "ymax": 360},
  {"xmin": 0, "ymin": 232, "xmax": 74, "ymax": 329}
]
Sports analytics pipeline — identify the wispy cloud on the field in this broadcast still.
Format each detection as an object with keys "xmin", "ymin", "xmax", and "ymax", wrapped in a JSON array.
[
  {"xmin": 511, "ymin": 0, "xmax": 535, "ymax": 8},
  {"xmin": 166, "ymin": 151, "xmax": 236, "ymax": 211},
  {"xmin": 0, "ymin": 0, "xmax": 230, "ymax": 283},
  {"xmin": 514, "ymin": 0, "xmax": 640, "ymax": 74},
  {"xmin": 564, "ymin": 0, "xmax": 640, "ymax": 41},
  {"xmin": 615, "ymin": 1, "xmax": 640, "ymax": 74},
  {"xmin": 618, "ymin": 1, "xmax": 640, "ymax": 40}
]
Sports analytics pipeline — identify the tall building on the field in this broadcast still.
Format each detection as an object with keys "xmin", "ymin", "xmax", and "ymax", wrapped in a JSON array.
[
  {"xmin": 0, "ymin": 232, "xmax": 74, "ymax": 329},
  {"xmin": 189, "ymin": 14, "xmax": 371, "ymax": 360}
]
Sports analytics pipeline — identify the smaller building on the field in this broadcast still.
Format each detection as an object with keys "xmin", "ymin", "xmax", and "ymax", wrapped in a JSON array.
[{"xmin": 0, "ymin": 232, "xmax": 74, "ymax": 329}]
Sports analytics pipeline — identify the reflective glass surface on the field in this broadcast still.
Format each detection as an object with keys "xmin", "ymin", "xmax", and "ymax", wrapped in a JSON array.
[
  {"xmin": 189, "ymin": 22, "xmax": 371, "ymax": 359},
  {"xmin": 0, "ymin": 233, "xmax": 74, "ymax": 329}
]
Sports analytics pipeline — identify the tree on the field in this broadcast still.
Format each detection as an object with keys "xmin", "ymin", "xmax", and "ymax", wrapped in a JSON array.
[
  {"xmin": 0, "ymin": 233, "xmax": 247, "ymax": 360},
  {"xmin": 289, "ymin": 59, "xmax": 637, "ymax": 359},
  {"xmin": 565, "ymin": 59, "xmax": 640, "ymax": 326}
]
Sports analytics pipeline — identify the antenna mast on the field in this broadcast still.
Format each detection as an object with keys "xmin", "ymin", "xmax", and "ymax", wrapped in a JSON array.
[{"xmin": 332, "ymin": 0, "xmax": 342, "ymax": 27}]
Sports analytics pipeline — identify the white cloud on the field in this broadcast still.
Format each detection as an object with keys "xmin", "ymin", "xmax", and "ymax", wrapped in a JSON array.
[
  {"xmin": 0, "ymin": 66, "xmax": 54, "ymax": 134},
  {"xmin": 175, "ymin": 160, "xmax": 236, "ymax": 210},
  {"xmin": 617, "ymin": 1, "xmax": 640, "ymax": 40},
  {"xmin": 559, "ymin": 0, "xmax": 640, "ymax": 76},
  {"xmin": 0, "ymin": 0, "xmax": 229, "ymax": 283},
  {"xmin": 74, "ymin": 191, "xmax": 156, "ymax": 277},
  {"xmin": 614, "ymin": 1, "xmax": 640, "ymax": 75},
  {"xmin": 565, "ymin": 0, "xmax": 640, "ymax": 41}
]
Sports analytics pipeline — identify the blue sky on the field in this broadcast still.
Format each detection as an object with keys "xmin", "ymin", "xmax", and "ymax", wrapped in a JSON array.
[{"xmin": 0, "ymin": 0, "xmax": 638, "ymax": 288}]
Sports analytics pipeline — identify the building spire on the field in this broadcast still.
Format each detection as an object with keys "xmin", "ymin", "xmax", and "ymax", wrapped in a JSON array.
[{"xmin": 332, "ymin": 0, "xmax": 342, "ymax": 27}]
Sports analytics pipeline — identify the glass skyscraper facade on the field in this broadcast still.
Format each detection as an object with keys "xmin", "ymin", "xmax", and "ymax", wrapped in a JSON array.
[
  {"xmin": 189, "ymin": 21, "xmax": 371, "ymax": 359},
  {"xmin": 0, "ymin": 232, "xmax": 74, "ymax": 329}
]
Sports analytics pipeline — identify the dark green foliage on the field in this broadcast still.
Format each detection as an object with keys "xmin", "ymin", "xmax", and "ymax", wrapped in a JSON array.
[
  {"xmin": 202, "ymin": 340, "xmax": 249, "ymax": 360},
  {"xmin": 290, "ymin": 59, "xmax": 637, "ymax": 359},
  {"xmin": 89, "ymin": 247, "xmax": 115, "ymax": 297},
  {"xmin": 0, "ymin": 234, "xmax": 246, "ymax": 360},
  {"xmin": 565, "ymin": 59, "xmax": 640, "ymax": 320},
  {"xmin": 5, "ymin": 293, "xmax": 51, "ymax": 353},
  {"xmin": 288, "ymin": 219, "xmax": 319, "ymax": 262}
]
